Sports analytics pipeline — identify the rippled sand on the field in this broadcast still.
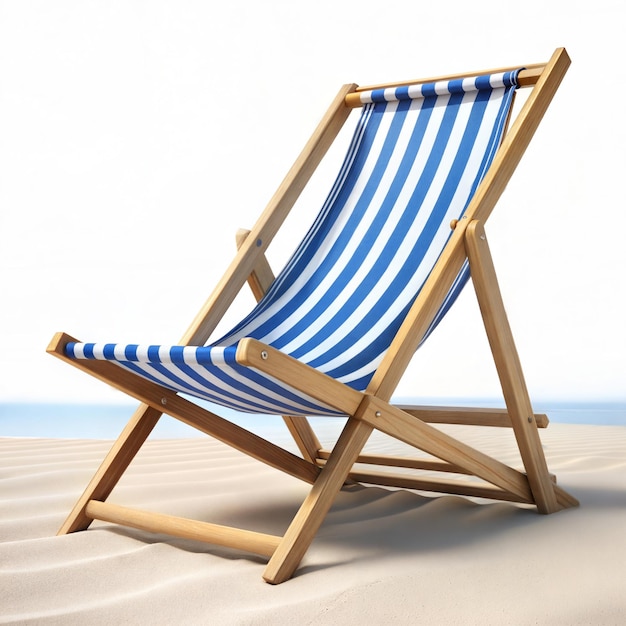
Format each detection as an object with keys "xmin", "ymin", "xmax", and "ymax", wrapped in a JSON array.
[{"xmin": 2, "ymin": 423, "xmax": 625, "ymax": 624}]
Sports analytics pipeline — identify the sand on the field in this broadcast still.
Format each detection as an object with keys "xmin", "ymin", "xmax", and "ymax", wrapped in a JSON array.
[{"xmin": 1, "ymin": 421, "xmax": 625, "ymax": 625}]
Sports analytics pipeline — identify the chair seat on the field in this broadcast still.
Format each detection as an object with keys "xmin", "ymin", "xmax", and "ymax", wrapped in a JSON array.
[{"xmin": 65, "ymin": 340, "xmax": 346, "ymax": 415}]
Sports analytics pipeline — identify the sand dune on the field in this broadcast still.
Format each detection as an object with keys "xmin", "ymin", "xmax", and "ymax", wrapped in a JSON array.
[{"xmin": 1, "ymin": 422, "xmax": 625, "ymax": 624}]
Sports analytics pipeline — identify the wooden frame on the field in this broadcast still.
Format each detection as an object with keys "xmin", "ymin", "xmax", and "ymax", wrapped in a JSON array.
[{"xmin": 48, "ymin": 48, "xmax": 578, "ymax": 584}]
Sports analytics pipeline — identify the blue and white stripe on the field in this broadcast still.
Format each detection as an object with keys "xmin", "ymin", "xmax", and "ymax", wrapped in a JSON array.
[
  {"xmin": 359, "ymin": 71, "xmax": 520, "ymax": 104},
  {"xmin": 67, "ymin": 71, "xmax": 521, "ymax": 416}
]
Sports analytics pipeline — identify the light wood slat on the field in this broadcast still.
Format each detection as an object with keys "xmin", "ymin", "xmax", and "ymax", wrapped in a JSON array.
[
  {"xmin": 235, "ymin": 228, "xmax": 277, "ymax": 302},
  {"xmin": 347, "ymin": 470, "xmax": 534, "ymax": 504},
  {"xmin": 47, "ymin": 333, "xmax": 320, "ymax": 486},
  {"xmin": 236, "ymin": 338, "xmax": 364, "ymax": 416},
  {"xmin": 317, "ymin": 450, "xmax": 469, "ymax": 475},
  {"xmin": 395, "ymin": 405, "xmax": 549, "ymax": 428},
  {"xmin": 464, "ymin": 221, "xmax": 565, "ymax": 514},
  {"xmin": 86, "ymin": 501, "xmax": 281, "ymax": 558},
  {"xmin": 319, "ymin": 451, "xmax": 556, "ymax": 483},
  {"xmin": 282, "ymin": 416, "xmax": 323, "ymax": 464}
]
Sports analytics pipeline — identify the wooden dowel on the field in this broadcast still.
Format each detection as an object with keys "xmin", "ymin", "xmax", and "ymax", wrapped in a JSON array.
[
  {"xmin": 348, "ymin": 470, "xmax": 534, "ymax": 504},
  {"xmin": 395, "ymin": 405, "xmax": 549, "ymax": 428},
  {"xmin": 345, "ymin": 65, "xmax": 546, "ymax": 107},
  {"xmin": 317, "ymin": 450, "xmax": 470, "ymax": 475},
  {"xmin": 86, "ymin": 500, "xmax": 281, "ymax": 558}
]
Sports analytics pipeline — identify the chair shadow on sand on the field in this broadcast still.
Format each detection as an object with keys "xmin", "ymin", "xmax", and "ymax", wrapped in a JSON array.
[{"xmin": 100, "ymin": 480, "xmax": 588, "ymax": 578}]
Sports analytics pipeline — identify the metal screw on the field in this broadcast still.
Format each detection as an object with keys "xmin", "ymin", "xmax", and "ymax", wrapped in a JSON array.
[
  {"xmin": 527, "ymin": 416, "xmax": 533, "ymax": 423},
  {"xmin": 261, "ymin": 350, "xmax": 268, "ymax": 360},
  {"xmin": 161, "ymin": 397, "xmax": 167, "ymax": 406},
  {"xmin": 375, "ymin": 411, "xmax": 382, "ymax": 418}
]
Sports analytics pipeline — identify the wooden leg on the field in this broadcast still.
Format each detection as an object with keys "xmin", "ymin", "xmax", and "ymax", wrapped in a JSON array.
[
  {"xmin": 58, "ymin": 403, "xmax": 162, "ymax": 534},
  {"xmin": 283, "ymin": 416, "xmax": 323, "ymax": 463},
  {"xmin": 262, "ymin": 418, "xmax": 373, "ymax": 584},
  {"xmin": 465, "ymin": 220, "xmax": 577, "ymax": 513}
]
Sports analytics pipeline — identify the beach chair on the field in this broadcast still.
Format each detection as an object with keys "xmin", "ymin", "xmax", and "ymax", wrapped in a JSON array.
[{"xmin": 48, "ymin": 47, "xmax": 578, "ymax": 584}]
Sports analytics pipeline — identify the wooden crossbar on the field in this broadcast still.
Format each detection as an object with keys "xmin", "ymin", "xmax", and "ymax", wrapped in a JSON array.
[
  {"xmin": 345, "ymin": 64, "xmax": 547, "ymax": 107},
  {"xmin": 318, "ymin": 450, "xmax": 470, "ymax": 475},
  {"xmin": 355, "ymin": 63, "xmax": 546, "ymax": 93},
  {"xmin": 347, "ymin": 470, "xmax": 534, "ymax": 504},
  {"xmin": 395, "ymin": 405, "xmax": 549, "ymax": 428},
  {"xmin": 86, "ymin": 501, "xmax": 281, "ymax": 558}
]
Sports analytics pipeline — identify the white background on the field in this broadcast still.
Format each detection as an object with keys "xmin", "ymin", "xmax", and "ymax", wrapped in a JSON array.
[{"xmin": 1, "ymin": 0, "xmax": 624, "ymax": 403}]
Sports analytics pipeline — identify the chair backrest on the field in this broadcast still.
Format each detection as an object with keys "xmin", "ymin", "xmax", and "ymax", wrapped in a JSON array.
[{"xmin": 214, "ymin": 71, "xmax": 521, "ymax": 392}]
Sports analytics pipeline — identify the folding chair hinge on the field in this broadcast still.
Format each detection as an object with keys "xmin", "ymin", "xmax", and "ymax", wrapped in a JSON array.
[{"xmin": 354, "ymin": 394, "xmax": 384, "ymax": 423}]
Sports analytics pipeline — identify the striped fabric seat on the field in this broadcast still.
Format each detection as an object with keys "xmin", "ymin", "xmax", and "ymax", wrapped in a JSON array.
[{"xmin": 67, "ymin": 70, "xmax": 521, "ymax": 417}]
